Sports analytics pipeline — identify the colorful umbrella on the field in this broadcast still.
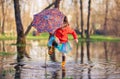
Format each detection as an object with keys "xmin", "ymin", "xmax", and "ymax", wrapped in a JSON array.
[{"xmin": 31, "ymin": 8, "xmax": 65, "ymax": 34}]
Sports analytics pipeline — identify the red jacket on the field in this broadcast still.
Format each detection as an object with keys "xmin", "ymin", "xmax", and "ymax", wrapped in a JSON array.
[{"xmin": 55, "ymin": 25, "xmax": 78, "ymax": 43}]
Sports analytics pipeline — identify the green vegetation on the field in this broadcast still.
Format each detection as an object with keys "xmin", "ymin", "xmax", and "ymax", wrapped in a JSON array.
[
  {"xmin": 0, "ymin": 35, "xmax": 16, "ymax": 40},
  {"xmin": 90, "ymin": 35, "xmax": 120, "ymax": 42},
  {"xmin": 0, "ymin": 33, "xmax": 120, "ymax": 42},
  {"xmin": 0, "ymin": 52, "xmax": 15, "ymax": 56},
  {"xmin": 26, "ymin": 32, "xmax": 49, "ymax": 40}
]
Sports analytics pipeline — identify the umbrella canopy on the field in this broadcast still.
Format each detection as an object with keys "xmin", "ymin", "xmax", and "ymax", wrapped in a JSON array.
[{"xmin": 32, "ymin": 8, "xmax": 65, "ymax": 34}]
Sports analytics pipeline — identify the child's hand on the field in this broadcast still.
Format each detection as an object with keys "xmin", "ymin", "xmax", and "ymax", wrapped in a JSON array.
[
  {"xmin": 75, "ymin": 39, "xmax": 78, "ymax": 43},
  {"xmin": 55, "ymin": 37, "xmax": 60, "ymax": 44}
]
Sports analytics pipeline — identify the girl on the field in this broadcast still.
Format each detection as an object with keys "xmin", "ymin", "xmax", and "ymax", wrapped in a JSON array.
[{"xmin": 48, "ymin": 16, "xmax": 78, "ymax": 67}]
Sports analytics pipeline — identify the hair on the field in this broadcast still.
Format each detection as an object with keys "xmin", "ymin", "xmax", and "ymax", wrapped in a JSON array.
[
  {"xmin": 64, "ymin": 16, "xmax": 68, "ymax": 23},
  {"xmin": 63, "ymin": 16, "xmax": 69, "ymax": 27}
]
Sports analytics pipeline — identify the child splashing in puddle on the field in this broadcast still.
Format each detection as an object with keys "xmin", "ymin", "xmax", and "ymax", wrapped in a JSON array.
[{"xmin": 48, "ymin": 16, "xmax": 78, "ymax": 67}]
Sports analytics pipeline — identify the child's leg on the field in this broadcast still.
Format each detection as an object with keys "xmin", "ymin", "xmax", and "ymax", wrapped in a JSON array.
[
  {"xmin": 48, "ymin": 34, "xmax": 56, "ymax": 62},
  {"xmin": 62, "ymin": 53, "xmax": 65, "ymax": 62},
  {"xmin": 48, "ymin": 45, "xmax": 54, "ymax": 55},
  {"xmin": 61, "ymin": 53, "xmax": 66, "ymax": 67}
]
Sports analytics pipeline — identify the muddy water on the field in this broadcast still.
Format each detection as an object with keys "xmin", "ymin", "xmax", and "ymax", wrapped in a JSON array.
[{"xmin": 0, "ymin": 40, "xmax": 120, "ymax": 79}]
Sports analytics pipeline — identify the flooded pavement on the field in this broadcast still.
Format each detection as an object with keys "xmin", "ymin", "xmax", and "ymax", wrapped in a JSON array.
[{"xmin": 0, "ymin": 40, "xmax": 120, "ymax": 79}]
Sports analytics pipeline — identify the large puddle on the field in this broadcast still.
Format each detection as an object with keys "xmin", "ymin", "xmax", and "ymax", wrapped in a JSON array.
[{"xmin": 0, "ymin": 40, "xmax": 120, "ymax": 79}]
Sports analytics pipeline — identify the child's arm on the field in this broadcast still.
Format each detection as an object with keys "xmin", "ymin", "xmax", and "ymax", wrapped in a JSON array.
[
  {"xmin": 55, "ymin": 37, "xmax": 60, "ymax": 44},
  {"xmin": 67, "ymin": 27, "xmax": 77, "ymax": 38},
  {"xmin": 67, "ymin": 26, "xmax": 78, "ymax": 43}
]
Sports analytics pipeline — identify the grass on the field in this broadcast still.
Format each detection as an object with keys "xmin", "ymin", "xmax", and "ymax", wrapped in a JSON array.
[
  {"xmin": 90, "ymin": 35, "xmax": 120, "ymax": 42},
  {"xmin": 26, "ymin": 33, "xmax": 49, "ymax": 40},
  {"xmin": 0, "ymin": 33, "xmax": 120, "ymax": 42},
  {"xmin": 0, "ymin": 52, "xmax": 15, "ymax": 56},
  {"xmin": 0, "ymin": 35, "xmax": 16, "ymax": 40}
]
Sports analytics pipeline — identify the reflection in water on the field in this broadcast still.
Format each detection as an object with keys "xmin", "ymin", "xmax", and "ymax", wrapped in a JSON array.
[
  {"xmin": 80, "ymin": 41, "xmax": 91, "ymax": 63},
  {"xmin": 80, "ymin": 41, "xmax": 92, "ymax": 79},
  {"xmin": 51, "ymin": 69, "xmax": 59, "ymax": 79},
  {"xmin": 88, "ymin": 67, "xmax": 91, "ymax": 79},
  {"xmin": 0, "ymin": 41, "xmax": 5, "ymax": 79},
  {"xmin": 79, "ymin": 68, "xmax": 92, "ymax": 79},
  {"xmin": 14, "ymin": 53, "xmax": 25, "ymax": 79},
  {"xmin": 104, "ymin": 42, "xmax": 108, "ymax": 62},
  {"xmin": 15, "ymin": 37, "xmax": 28, "ymax": 79},
  {"xmin": 0, "ymin": 57, "xmax": 4, "ymax": 79},
  {"xmin": 62, "ymin": 66, "xmax": 66, "ymax": 79},
  {"xmin": 86, "ymin": 41, "xmax": 91, "ymax": 63},
  {"xmin": 80, "ymin": 41, "xmax": 84, "ymax": 64},
  {"xmin": 44, "ymin": 65, "xmax": 59, "ymax": 79},
  {"xmin": 30, "ymin": 40, "xmax": 40, "ymax": 59},
  {"xmin": 75, "ymin": 43, "xmax": 79, "ymax": 63},
  {"xmin": 0, "ymin": 40, "xmax": 120, "ymax": 79},
  {"xmin": 14, "ymin": 65, "xmax": 21, "ymax": 79}
]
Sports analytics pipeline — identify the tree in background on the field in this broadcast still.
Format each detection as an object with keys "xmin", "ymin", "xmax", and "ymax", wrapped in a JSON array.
[
  {"xmin": 73, "ymin": 0, "xmax": 82, "ymax": 38},
  {"xmin": 13, "ymin": 0, "xmax": 30, "ymax": 62},
  {"xmin": 80, "ymin": 0, "xmax": 84, "ymax": 38},
  {"xmin": 109, "ymin": 0, "xmax": 120, "ymax": 36},
  {"xmin": 0, "ymin": 0, "xmax": 5, "ymax": 35},
  {"xmin": 73, "ymin": 0, "xmax": 79, "ymax": 29},
  {"xmin": 103, "ymin": 0, "xmax": 109, "ymax": 35},
  {"xmin": 86, "ymin": 0, "xmax": 91, "ymax": 39}
]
